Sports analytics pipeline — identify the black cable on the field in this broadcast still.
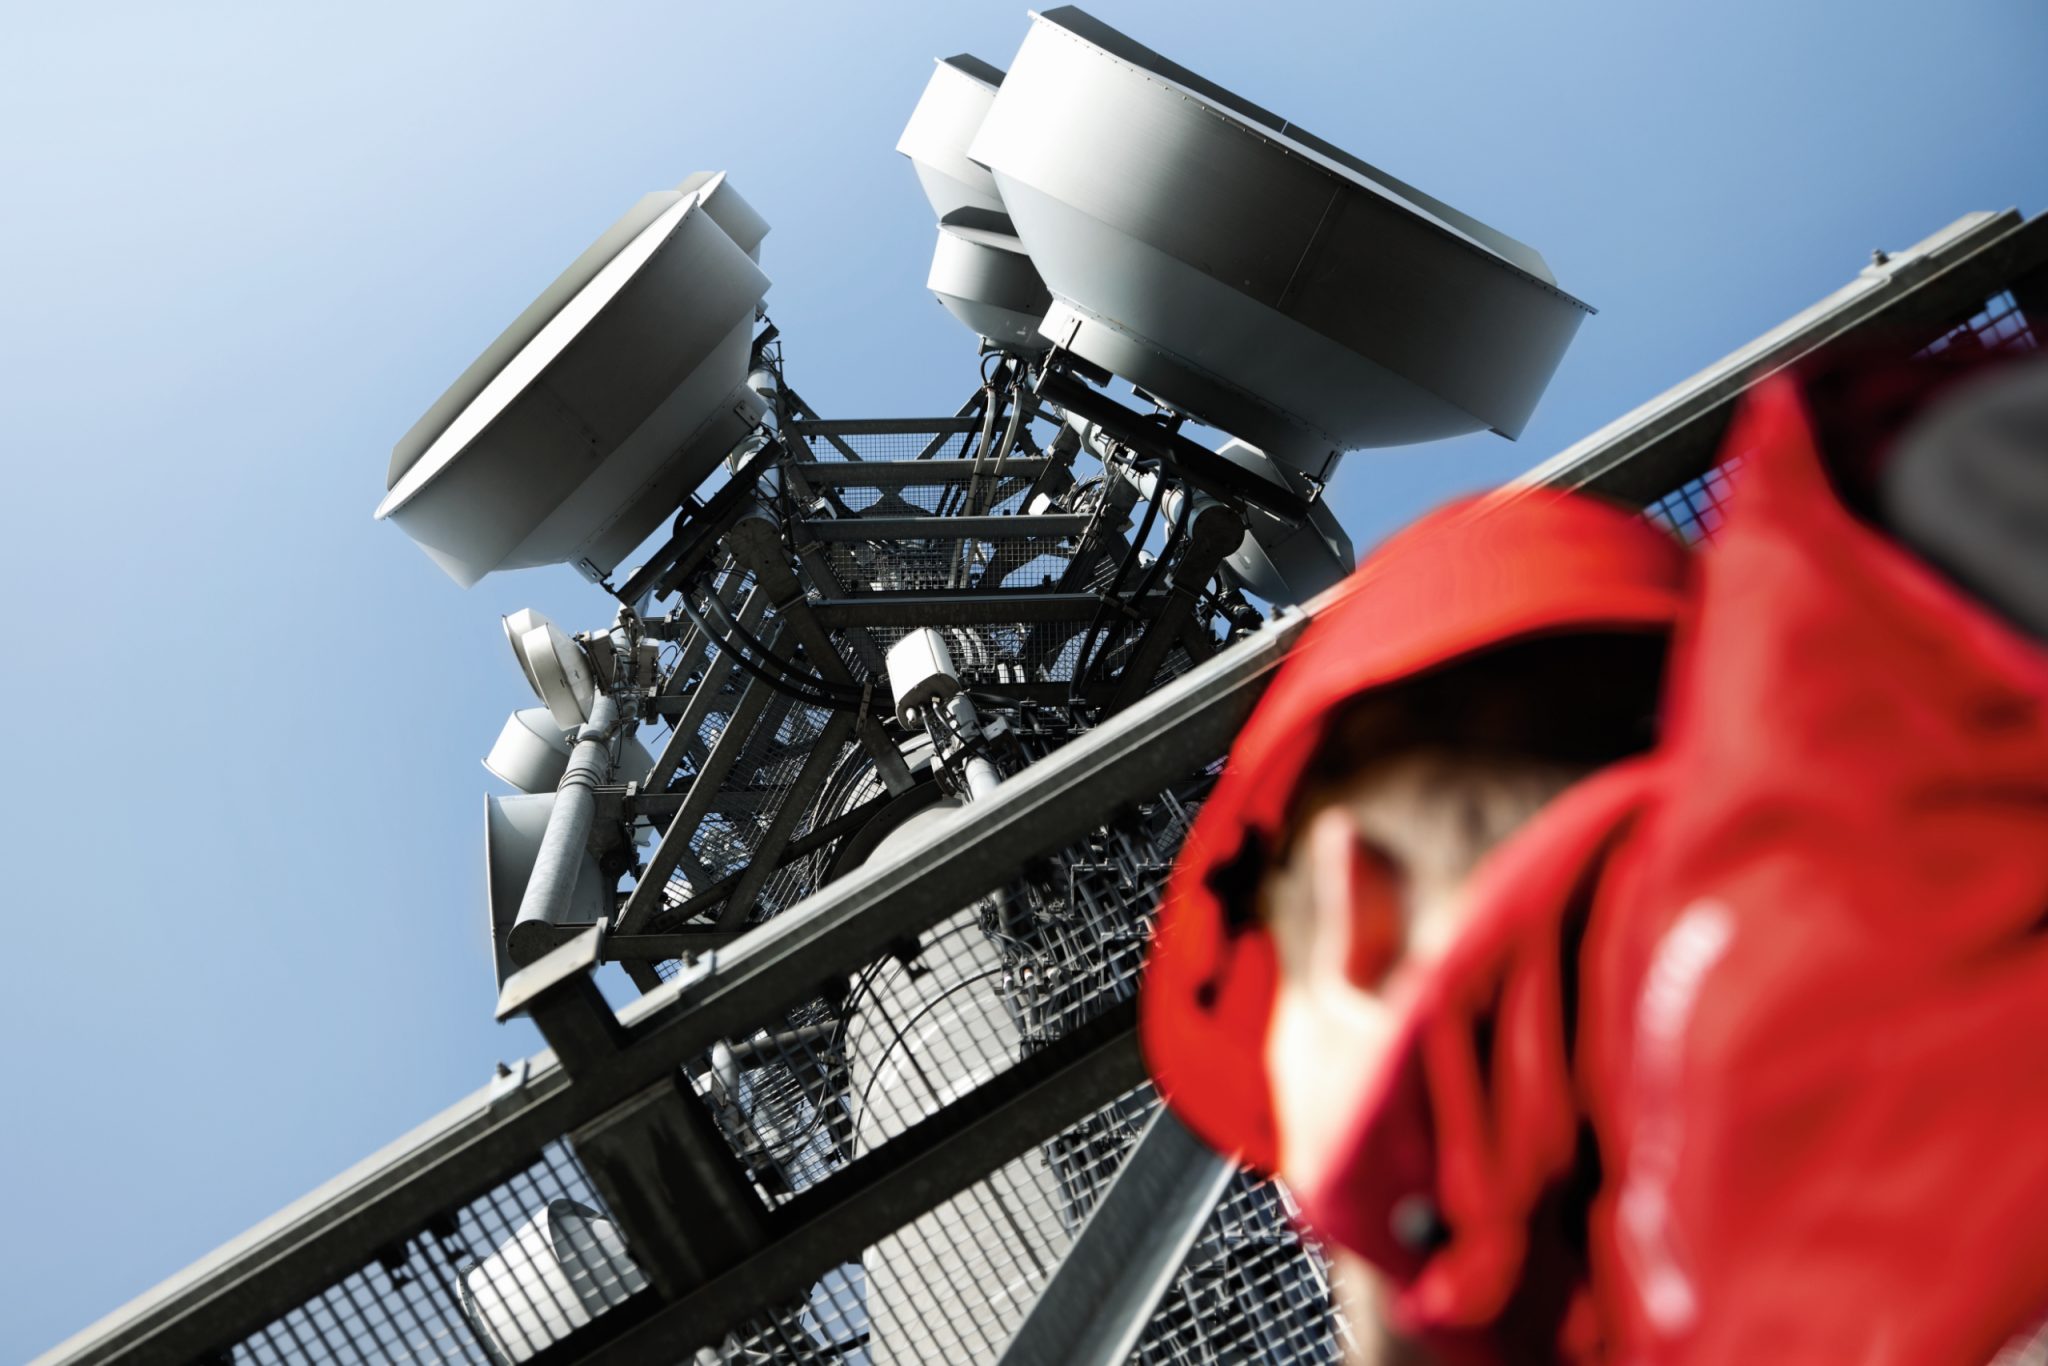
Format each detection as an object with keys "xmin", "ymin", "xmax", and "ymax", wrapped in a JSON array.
[
  {"xmin": 754, "ymin": 953, "xmax": 900, "ymax": 1159},
  {"xmin": 700, "ymin": 587, "xmax": 863, "ymax": 703},
  {"xmin": 677, "ymin": 589, "xmax": 861, "ymax": 712},
  {"xmin": 848, "ymin": 968, "xmax": 1006, "ymax": 1131},
  {"xmin": 1068, "ymin": 479, "xmax": 1165, "ymax": 704},
  {"xmin": 1049, "ymin": 475, "xmax": 1111, "ymax": 592},
  {"xmin": 1087, "ymin": 486, "xmax": 1194, "ymax": 680}
]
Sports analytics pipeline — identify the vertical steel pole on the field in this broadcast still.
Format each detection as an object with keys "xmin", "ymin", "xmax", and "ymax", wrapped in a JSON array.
[{"xmin": 506, "ymin": 694, "xmax": 619, "ymax": 965}]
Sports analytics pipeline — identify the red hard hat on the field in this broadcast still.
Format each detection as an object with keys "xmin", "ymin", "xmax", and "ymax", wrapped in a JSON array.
[{"xmin": 1139, "ymin": 490, "xmax": 1691, "ymax": 1172}]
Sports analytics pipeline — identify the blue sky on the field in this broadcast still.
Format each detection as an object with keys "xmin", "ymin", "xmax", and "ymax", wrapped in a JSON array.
[{"xmin": 1, "ymin": 1, "xmax": 2041, "ymax": 1358}]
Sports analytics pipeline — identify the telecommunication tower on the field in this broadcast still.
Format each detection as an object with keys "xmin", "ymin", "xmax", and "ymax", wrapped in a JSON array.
[
  {"xmin": 376, "ymin": 10, "xmax": 1585, "ymax": 1359},
  {"xmin": 38, "ymin": 7, "xmax": 2047, "ymax": 1365}
]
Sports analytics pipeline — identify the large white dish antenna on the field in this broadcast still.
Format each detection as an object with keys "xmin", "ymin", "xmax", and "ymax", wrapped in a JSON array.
[
  {"xmin": 899, "ymin": 56, "xmax": 1054, "ymax": 351},
  {"xmin": 484, "ymin": 794, "xmax": 608, "ymax": 993},
  {"xmin": 502, "ymin": 609, "xmax": 597, "ymax": 730},
  {"xmin": 969, "ymin": 8, "xmax": 1593, "ymax": 471},
  {"xmin": 457, "ymin": 1198, "xmax": 647, "ymax": 1363},
  {"xmin": 376, "ymin": 175, "xmax": 772, "ymax": 586}
]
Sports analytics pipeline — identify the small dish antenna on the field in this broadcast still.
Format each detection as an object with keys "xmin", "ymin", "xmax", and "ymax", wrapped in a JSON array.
[
  {"xmin": 928, "ymin": 216, "xmax": 1053, "ymax": 353},
  {"xmin": 1213, "ymin": 442, "xmax": 1356, "ymax": 605},
  {"xmin": 502, "ymin": 609, "xmax": 596, "ymax": 730}
]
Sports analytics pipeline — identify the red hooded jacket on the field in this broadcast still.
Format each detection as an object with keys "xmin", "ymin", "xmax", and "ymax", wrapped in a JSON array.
[{"xmin": 1303, "ymin": 374, "xmax": 2048, "ymax": 1363}]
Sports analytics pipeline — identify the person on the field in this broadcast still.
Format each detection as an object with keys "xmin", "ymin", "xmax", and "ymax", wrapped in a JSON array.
[
  {"xmin": 1569, "ymin": 358, "xmax": 2048, "ymax": 1364},
  {"xmin": 1140, "ymin": 489, "xmax": 1693, "ymax": 1363},
  {"xmin": 1145, "ymin": 350, "xmax": 2048, "ymax": 1365}
]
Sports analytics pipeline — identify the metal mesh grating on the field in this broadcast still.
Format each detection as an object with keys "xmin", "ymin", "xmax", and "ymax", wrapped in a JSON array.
[
  {"xmin": 805, "ymin": 472, "xmax": 1038, "ymax": 520},
  {"xmin": 224, "ymin": 1145, "xmax": 642, "ymax": 1366},
  {"xmin": 798, "ymin": 430, "xmax": 981, "ymax": 464},
  {"xmin": 1918, "ymin": 290, "xmax": 2037, "ymax": 356},
  {"xmin": 1647, "ymin": 287, "xmax": 2040, "ymax": 548},
  {"xmin": 684, "ymin": 774, "xmax": 1347, "ymax": 1363},
  {"xmin": 686, "ymin": 777, "xmax": 1205, "ymax": 1199},
  {"xmin": 1133, "ymin": 1166, "xmax": 1349, "ymax": 1365},
  {"xmin": 822, "ymin": 536, "xmax": 1085, "ymax": 597},
  {"xmin": 1643, "ymin": 458, "xmax": 1741, "ymax": 544},
  {"xmin": 723, "ymin": 1083, "xmax": 1348, "ymax": 1366}
]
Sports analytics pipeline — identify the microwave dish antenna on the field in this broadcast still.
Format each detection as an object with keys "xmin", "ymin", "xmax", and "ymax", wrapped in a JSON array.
[
  {"xmin": 502, "ymin": 609, "xmax": 597, "ymax": 729},
  {"xmin": 375, "ymin": 176, "xmax": 772, "ymax": 587},
  {"xmin": 969, "ymin": 6, "xmax": 1594, "ymax": 474},
  {"xmin": 483, "ymin": 706, "xmax": 654, "ymax": 799},
  {"xmin": 899, "ymin": 55, "xmax": 1054, "ymax": 351},
  {"xmin": 928, "ymin": 217, "xmax": 1054, "ymax": 352},
  {"xmin": 897, "ymin": 54, "xmax": 1011, "ymax": 222}
]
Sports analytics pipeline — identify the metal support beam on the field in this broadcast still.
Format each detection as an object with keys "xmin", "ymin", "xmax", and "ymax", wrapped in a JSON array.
[
  {"xmin": 508, "ymin": 925, "xmax": 746, "ymax": 961},
  {"xmin": 496, "ymin": 927, "xmax": 628, "ymax": 1080},
  {"xmin": 777, "ymin": 457, "xmax": 894, "ymax": 676},
  {"xmin": 715, "ymin": 707, "xmax": 859, "ymax": 928},
  {"xmin": 792, "ymin": 457, "xmax": 1052, "ymax": 488},
  {"xmin": 615, "ymin": 438, "xmax": 780, "ymax": 607},
  {"xmin": 779, "ymin": 386, "xmax": 866, "ymax": 461},
  {"xmin": 787, "ymin": 416, "xmax": 984, "ymax": 437},
  {"xmin": 640, "ymin": 591, "xmax": 723, "ymax": 749},
  {"xmin": 996, "ymin": 1108, "xmax": 1235, "ymax": 1366},
  {"xmin": 614, "ymin": 646, "xmax": 786, "ymax": 939},
  {"xmin": 602, "ymin": 930, "xmax": 744, "ymax": 959},
  {"xmin": 799, "ymin": 514, "xmax": 1091, "ymax": 543},
  {"xmin": 812, "ymin": 591, "xmax": 1164, "ymax": 628},
  {"xmin": 570, "ymin": 1073, "xmax": 772, "ymax": 1300},
  {"xmin": 643, "ymin": 688, "xmax": 740, "ymax": 719},
  {"xmin": 1518, "ymin": 209, "xmax": 2048, "ymax": 501},
  {"xmin": 638, "ymin": 792, "xmax": 892, "ymax": 935},
  {"xmin": 1034, "ymin": 368, "xmax": 1309, "ymax": 519},
  {"xmin": 497, "ymin": 929, "xmax": 774, "ymax": 1307},
  {"xmin": 727, "ymin": 508, "xmax": 914, "ymax": 795},
  {"xmin": 645, "ymin": 583, "xmax": 762, "ymax": 793},
  {"xmin": 583, "ymin": 1002, "xmax": 1149, "ymax": 1365}
]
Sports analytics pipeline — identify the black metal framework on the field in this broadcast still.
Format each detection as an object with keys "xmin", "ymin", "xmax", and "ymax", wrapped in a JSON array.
[{"xmin": 36, "ymin": 208, "xmax": 2048, "ymax": 1366}]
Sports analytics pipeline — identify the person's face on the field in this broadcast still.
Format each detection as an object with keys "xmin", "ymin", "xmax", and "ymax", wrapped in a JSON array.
[{"xmin": 1259, "ymin": 748, "xmax": 1584, "ymax": 1192}]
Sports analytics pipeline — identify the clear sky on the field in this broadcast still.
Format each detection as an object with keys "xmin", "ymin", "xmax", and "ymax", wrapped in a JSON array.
[{"xmin": 1, "ymin": 1, "xmax": 2040, "ymax": 1358}]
